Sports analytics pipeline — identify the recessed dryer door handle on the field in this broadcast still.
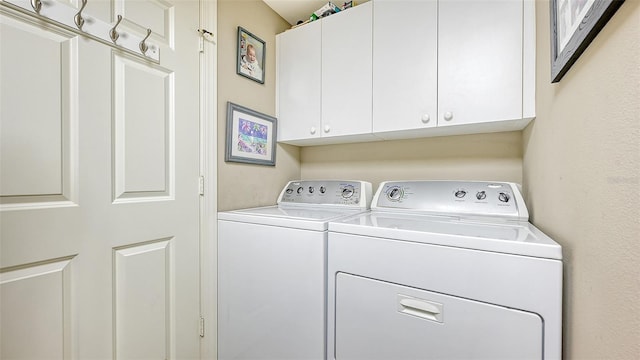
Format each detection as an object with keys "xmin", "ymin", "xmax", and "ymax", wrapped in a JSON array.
[{"xmin": 398, "ymin": 295, "xmax": 444, "ymax": 323}]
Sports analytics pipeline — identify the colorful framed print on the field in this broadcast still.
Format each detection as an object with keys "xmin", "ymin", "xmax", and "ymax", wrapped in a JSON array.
[{"xmin": 225, "ymin": 102, "xmax": 276, "ymax": 166}]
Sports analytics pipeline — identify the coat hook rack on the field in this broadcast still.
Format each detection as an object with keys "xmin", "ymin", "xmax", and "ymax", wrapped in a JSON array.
[
  {"xmin": 1, "ymin": 0, "xmax": 160, "ymax": 63},
  {"xmin": 73, "ymin": 0, "xmax": 88, "ymax": 30}
]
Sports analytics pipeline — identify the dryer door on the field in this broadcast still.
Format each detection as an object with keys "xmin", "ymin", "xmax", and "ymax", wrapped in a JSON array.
[{"xmin": 334, "ymin": 273, "xmax": 543, "ymax": 359}]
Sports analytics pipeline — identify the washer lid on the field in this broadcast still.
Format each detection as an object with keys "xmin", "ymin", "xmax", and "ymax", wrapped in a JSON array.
[
  {"xmin": 329, "ymin": 212, "xmax": 562, "ymax": 260},
  {"xmin": 218, "ymin": 205, "xmax": 367, "ymax": 231}
]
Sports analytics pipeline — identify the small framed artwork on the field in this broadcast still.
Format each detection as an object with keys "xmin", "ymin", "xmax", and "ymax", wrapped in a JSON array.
[
  {"xmin": 550, "ymin": 0, "xmax": 625, "ymax": 83},
  {"xmin": 225, "ymin": 102, "xmax": 277, "ymax": 166},
  {"xmin": 237, "ymin": 26, "xmax": 266, "ymax": 84}
]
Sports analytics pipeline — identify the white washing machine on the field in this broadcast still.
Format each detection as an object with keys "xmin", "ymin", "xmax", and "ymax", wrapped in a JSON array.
[
  {"xmin": 218, "ymin": 180, "xmax": 372, "ymax": 360},
  {"xmin": 327, "ymin": 180, "xmax": 562, "ymax": 360}
]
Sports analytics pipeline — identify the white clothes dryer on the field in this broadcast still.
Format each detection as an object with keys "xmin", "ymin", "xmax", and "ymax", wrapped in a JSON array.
[
  {"xmin": 218, "ymin": 180, "xmax": 372, "ymax": 360},
  {"xmin": 327, "ymin": 180, "xmax": 562, "ymax": 360}
]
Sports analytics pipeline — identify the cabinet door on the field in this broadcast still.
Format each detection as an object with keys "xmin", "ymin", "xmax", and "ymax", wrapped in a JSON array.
[
  {"xmin": 438, "ymin": 0, "xmax": 523, "ymax": 126},
  {"xmin": 277, "ymin": 20, "xmax": 322, "ymax": 141},
  {"xmin": 373, "ymin": 0, "xmax": 438, "ymax": 135},
  {"xmin": 321, "ymin": 2, "xmax": 372, "ymax": 138}
]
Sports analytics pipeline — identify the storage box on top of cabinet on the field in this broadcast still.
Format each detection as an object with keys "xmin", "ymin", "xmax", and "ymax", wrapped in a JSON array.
[{"xmin": 275, "ymin": 0, "xmax": 536, "ymax": 146}]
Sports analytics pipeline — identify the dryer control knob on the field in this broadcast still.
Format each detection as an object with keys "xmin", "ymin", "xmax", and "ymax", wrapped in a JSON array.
[
  {"xmin": 498, "ymin": 192, "xmax": 511, "ymax": 203},
  {"xmin": 476, "ymin": 191, "xmax": 487, "ymax": 200},
  {"xmin": 297, "ymin": 187, "xmax": 304, "ymax": 194}
]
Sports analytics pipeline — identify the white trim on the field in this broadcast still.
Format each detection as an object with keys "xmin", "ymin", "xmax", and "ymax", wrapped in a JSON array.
[{"xmin": 199, "ymin": 0, "xmax": 218, "ymax": 358}]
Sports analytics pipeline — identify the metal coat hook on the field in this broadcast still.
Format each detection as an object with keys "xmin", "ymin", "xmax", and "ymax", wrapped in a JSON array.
[
  {"xmin": 109, "ymin": 15, "xmax": 123, "ymax": 43},
  {"xmin": 30, "ymin": 0, "xmax": 42, "ymax": 14},
  {"xmin": 74, "ymin": 0, "xmax": 88, "ymax": 30},
  {"xmin": 139, "ymin": 28, "xmax": 152, "ymax": 55}
]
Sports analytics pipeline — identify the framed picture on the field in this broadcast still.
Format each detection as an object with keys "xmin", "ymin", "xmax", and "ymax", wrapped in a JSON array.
[
  {"xmin": 237, "ymin": 26, "xmax": 266, "ymax": 84},
  {"xmin": 225, "ymin": 102, "xmax": 277, "ymax": 166},
  {"xmin": 550, "ymin": 0, "xmax": 624, "ymax": 83}
]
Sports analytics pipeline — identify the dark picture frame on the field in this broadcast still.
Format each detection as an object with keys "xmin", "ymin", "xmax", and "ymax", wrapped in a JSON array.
[
  {"xmin": 236, "ymin": 27, "xmax": 266, "ymax": 84},
  {"xmin": 225, "ymin": 102, "xmax": 277, "ymax": 166},
  {"xmin": 550, "ymin": 0, "xmax": 625, "ymax": 83}
]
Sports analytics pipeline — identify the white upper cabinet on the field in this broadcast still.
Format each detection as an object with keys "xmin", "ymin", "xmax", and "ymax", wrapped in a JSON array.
[
  {"xmin": 276, "ymin": 0, "xmax": 535, "ymax": 145},
  {"xmin": 437, "ymin": 0, "xmax": 524, "ymax": 127},
  {"xmin": 277, "ymin": 20, "xmax": 322, "ymax": 142},
  {"xmin": 277, "ymin": 2, "xmax": 375, "ymax": 145},
  {"xmin": 321, "ymin": 1, "xmax": 373, "ymax": 138},
  {"xmin": 373, "ymin": 0, "xmax": 535, "ymax": 140},
  {"xmin": 373, "ymin": 0, "xmax": 438, "ymax": 135}
]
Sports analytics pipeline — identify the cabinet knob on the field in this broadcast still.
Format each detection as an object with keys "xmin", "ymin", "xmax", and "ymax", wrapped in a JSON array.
[
  {"xmin": 310, "ymin": 127, "xmax": 317, "ymax": 135},
  {"xmin": 443, "ymin": 111, "xmax": 454, "ymax": 121},
  {"xmin": 421, "ymin": 114, "xmax": 430, "ymax": 123},
  {"xmin": 324, "ymin": 125, "xmax": 331, "ymax": 133}
]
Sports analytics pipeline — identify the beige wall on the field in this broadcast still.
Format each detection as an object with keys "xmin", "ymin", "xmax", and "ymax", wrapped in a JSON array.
[
  {"xmin": 217, "ymin": 0, "xmax": 300, "ymax": 211},
  {"xmin": 301, "ymin": 132, "xmax": 523, "ymax": 189},
  {"xmin": 523, "ymin": 1, "xmax": 639, "ymax": 359}
]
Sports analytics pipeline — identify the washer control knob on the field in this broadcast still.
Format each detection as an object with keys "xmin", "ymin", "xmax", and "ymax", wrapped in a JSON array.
[
  {"xmin": 341, "ymin": 186, "xmax": 354, "ymax": 199},
  {"xmin": 308, "ymin": 186, "xmax": 315, "ymax": 194},
  {"xmin": 319, "ymin": 186, "xmax": 326, "ymax": 194},
  {"xmin": 324, "ymin": 125, "xmax": 331, "ymax": 133},
  {"xmin": 285, "ymin": 188, "xmax": 293, "ymax": 194},
  {"xmin": 310, "ymin": 127, "xmax": 317, "ymax": 135},
  {"xmin": 454, "ymin": 189, "xmax": 467, "ymax": 198},
  {"xmin": 421, "ymin": 114, "xmax": 430, "ymax": 123},
  {"xmin": 387, "ymin": 187, "xmax": 403, "ymax": 201},
  {"xmin": 296, "ymin": 187, "xmax": 304, "ymax": 194},
  {"xmin": 498, "ymin": 192, "xmax": 511, "ymax": 203},
  {"xmin": 476, "ymin": 191, "xmax": 487, "ymax": 200}
]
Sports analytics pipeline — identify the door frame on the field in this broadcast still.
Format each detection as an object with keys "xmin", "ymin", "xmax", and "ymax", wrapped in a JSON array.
[{"xmin": 199, "ymin": 0, "xmax": 218, "ymax": 358}]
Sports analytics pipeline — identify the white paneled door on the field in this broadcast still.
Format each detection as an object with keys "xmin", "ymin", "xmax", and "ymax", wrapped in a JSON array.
[{"xmin": 0, "ymin": 0, "xmax": 201, "ymax": 358}]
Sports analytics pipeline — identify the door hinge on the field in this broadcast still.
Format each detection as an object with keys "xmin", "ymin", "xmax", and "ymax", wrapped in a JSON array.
[
  {"xmin": 198, "ymin": 176, "xmax": 205, "ymax": 196},
  {"xmin": 197, "ymin": 28, "xmax": 215, "ymax": 52},
  {"xmin": 200, "ymin": 317, "xmax": 205, "ymax": 337}
]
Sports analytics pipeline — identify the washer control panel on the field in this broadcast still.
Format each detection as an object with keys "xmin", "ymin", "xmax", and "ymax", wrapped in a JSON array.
[
  {"xmin": 374, "ymin": 181, "xmax": 528, "ymax": 220},
  {"xmin": 278, "ymin": 180, "xmax": 372, "ymax": 209}
]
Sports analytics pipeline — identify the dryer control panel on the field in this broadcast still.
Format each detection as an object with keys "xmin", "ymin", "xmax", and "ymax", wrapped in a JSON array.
[
  {"xmin": 373, "ymin": 181, "xmax": 528, "ymax": 221},
  {"xmin": 278, "ymin": 180, "xmax": 372, "ymax": 209}
]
